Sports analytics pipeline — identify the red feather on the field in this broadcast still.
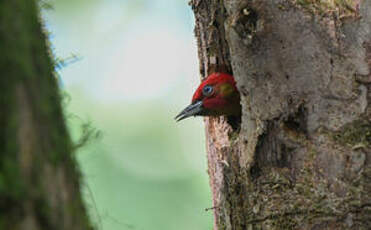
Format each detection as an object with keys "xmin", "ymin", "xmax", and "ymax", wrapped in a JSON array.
[{"xmin": 192, "ymin": 72, "xmax": 238, "ymax": 103}]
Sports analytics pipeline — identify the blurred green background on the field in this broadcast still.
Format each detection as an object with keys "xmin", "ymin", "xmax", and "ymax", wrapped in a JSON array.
[{"xmin": 42, "ymin": 0, "xmax": 212, "ymax": 230}]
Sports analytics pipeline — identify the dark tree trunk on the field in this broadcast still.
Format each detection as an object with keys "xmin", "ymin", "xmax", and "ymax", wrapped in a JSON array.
[
  {"xmin": 0, "ymin": 1, "xmax": 93, "ymax": 229},
  {"xmin": 190, "ymin": 0, "xmax": 371, "ymax": 229}
]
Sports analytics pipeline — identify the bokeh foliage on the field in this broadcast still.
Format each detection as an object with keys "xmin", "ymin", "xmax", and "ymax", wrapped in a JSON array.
[{"xmin": 44, "ymin": 0, "xmax": 213, "ymax": 229}]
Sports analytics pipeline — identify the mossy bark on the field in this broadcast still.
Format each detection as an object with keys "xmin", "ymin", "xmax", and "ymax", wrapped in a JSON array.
[
  {"xmin": 190, "ymin": 0, "xmax": 371, "ymax": 229},
  {"xmin": 0, "ymin": 0, "xmax": 93, "ymax": 229}
]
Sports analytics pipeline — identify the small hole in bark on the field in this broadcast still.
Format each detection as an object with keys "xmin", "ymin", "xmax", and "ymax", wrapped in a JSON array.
[
  {"xmin": 285, "ymin": 104, "xmax": 307, "ymax": 134},
  {"xmin": 288, "ymin": 96, "xmax": 293, "ymax": 104},
  {"xmin": 250, "ymin": 163, "xmax": 261, "ymax": 179},
  {"xmin": 240, "ymin": 86, "xmax": 248, "ymax": 96},
  {"xmin": 226, "ymin": 76, "xmax": 242, "ymax": 131},
  {"xmin": 234, "ymin": 8, "xmax": 258, "ymax": 41},
  {"xmin": 227, "ymin": 115, "xmax": 241, "ymax": 131},
  {"xmin": 253, "ymin": 121, "xmax": 295, "ymax": 175},
  {"xmin": 286, "ymin": 75, "xmax": 290, "ymax": 80}
]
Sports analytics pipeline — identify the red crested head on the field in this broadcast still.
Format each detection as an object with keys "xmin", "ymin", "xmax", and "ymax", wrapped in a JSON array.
[
  {"xmin": 175, "ymin": 72, "xmax": 241, "ymax": 121},
  {"xmin": 191, "ymin": 72, "xmax": 238, "ymax": 103}
]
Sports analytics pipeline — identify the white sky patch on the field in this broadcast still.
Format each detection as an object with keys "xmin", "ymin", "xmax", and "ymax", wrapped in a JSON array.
[
  {"xmin": 100, "ymin": 25, "xmax": 197, "ymax": 101},
  {"xmin": 44, "ymin": 1, "xmax": 200, "ymax": 103}
]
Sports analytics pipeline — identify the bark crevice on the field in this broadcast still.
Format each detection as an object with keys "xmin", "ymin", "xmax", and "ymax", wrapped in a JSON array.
[{"xmin": 192, "ymin": 0, "xmax": 371, "ymax": 229}]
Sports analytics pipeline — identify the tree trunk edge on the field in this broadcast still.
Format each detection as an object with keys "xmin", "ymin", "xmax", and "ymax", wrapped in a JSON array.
[
  {"xmin": 0, "ymin": 1, "xmax": 94, "ymax": 229},
  {"xmin": 191, "ymin": 0, "xmax": 371, "ymax": 229}
]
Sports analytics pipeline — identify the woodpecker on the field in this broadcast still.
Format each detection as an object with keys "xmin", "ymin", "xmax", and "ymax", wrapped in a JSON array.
[{"xmin": 175, "ymin": 72, "xmax": 241, "ymax": 121}]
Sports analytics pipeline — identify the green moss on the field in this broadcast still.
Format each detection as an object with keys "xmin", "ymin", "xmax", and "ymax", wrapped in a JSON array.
[
  {"xmin": 243, "ymin": 142, "xmax": 369, "ymax": 228},
  {"xmin": 289, "ymin": 0, "xmax": 356, "ymax": 17},
  {"xmin": 0, "ymin": 0, "xmax": 94, "ymax": 229},
  {"xmin": 228, "ymin": 131, "xmax": 240, "ymax": 142},
  {"xmin": 0, "ymin": 158, "xmax": 26, "ymax": 200},
  {"xmin": 0, "ymin": 0, "xmax": 31, "ymax": 217},
  {"xmin": 332, "ymin": 119, "xmax": 371, "ymax": 148}
]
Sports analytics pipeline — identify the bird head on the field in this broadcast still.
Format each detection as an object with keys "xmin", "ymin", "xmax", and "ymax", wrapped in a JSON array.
[{"xmin": 175, "ymin": 72, "xmax": 241, "ymax": 121}]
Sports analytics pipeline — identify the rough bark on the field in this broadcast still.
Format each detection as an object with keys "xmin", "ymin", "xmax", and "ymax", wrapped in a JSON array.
[
  {"xmin": 190, "ymin": 0, "xmax": 371, "ymax": 229},
  {"xmin": 0, "ymin": 1, "xmax": 93, "ymax": 229}
]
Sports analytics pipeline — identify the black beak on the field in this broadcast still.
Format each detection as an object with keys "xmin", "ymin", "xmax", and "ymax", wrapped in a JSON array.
[{"xmin": 175, "ymin": 101, "xmax": 203, "ymax": 122}]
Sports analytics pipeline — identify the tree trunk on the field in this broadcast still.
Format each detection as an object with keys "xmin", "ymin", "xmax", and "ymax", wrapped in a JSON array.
[
  {"xmin": 190, "ymin": 0, "xmax": 371, "ymax": 229},
  {"xmin": 0, "ymin": 1, "xmax": 93, "ymax": 229}
]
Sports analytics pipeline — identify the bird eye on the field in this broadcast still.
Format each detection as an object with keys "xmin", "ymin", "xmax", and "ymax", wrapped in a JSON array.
[{"xmin": 202, "ymin": 85, "xmax": 213, "ymax": 96}]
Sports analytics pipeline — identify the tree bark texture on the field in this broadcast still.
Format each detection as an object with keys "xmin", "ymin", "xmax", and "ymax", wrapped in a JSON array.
[
  {"xmin": 190, "ymin": 0, "xmax": 371, "ymax": 229},
  {"xmin": 0, "ymin": 1, "xmax": 93, "ymax": 229}
]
